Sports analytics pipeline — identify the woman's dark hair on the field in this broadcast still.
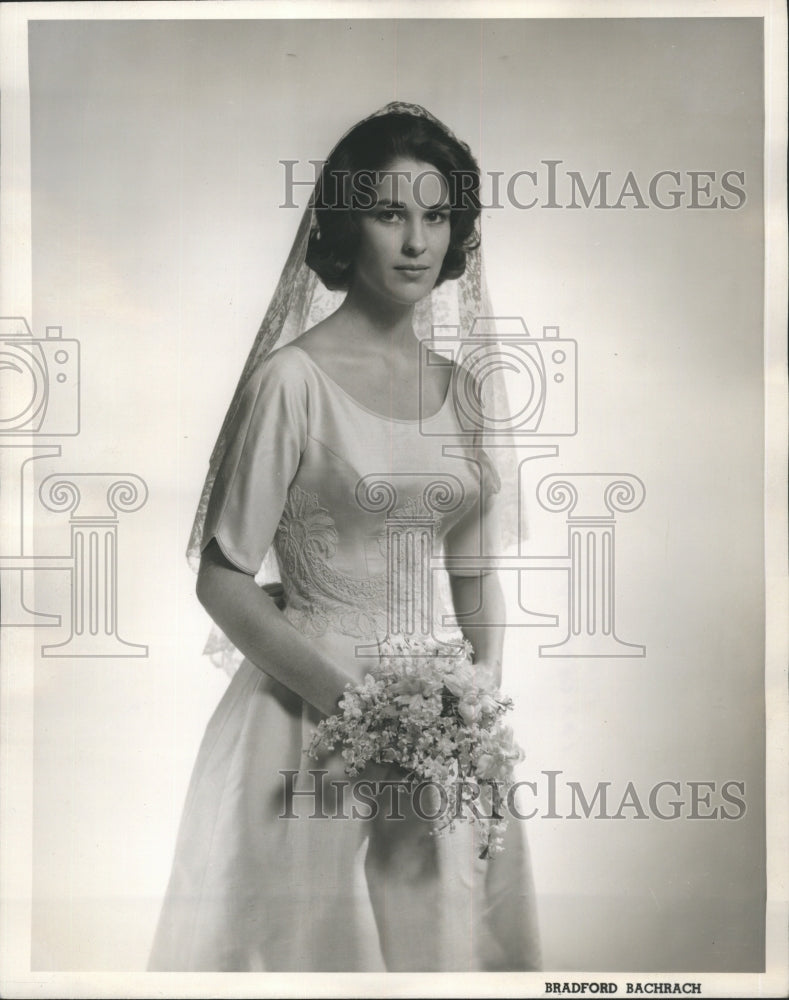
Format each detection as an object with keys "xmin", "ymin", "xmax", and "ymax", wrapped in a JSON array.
[{"xmin": 305, "ymin": 111, "xmax": 481, "ymax": 291}]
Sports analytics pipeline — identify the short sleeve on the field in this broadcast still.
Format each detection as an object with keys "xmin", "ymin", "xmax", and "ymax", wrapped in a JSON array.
[
  {"xmin": 200, "ymin": 348, "xmax": 308, "ymax": 575},
  {"xmin": 442, "ymin": 451, "xmax": 503, "ymax": 579}
]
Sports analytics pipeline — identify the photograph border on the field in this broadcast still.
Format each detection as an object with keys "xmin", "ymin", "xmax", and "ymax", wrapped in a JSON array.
[{"xmin": 1, "ymin": 1, "xmax": 786, "ymax": 997}]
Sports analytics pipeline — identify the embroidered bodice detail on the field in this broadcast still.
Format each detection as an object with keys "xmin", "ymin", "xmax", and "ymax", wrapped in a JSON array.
[
  {"xmin": 275, "ymin": 485, "xmax": 389, "ymax": 638},
  {"xmin": 274, "ymin": 483, "xmax": 458, "ymax": 641}
]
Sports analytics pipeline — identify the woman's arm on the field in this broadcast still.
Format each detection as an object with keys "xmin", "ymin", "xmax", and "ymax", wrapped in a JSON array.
[
  {"xmin": 197, "ymin": 539, "xmax": 355, "ymax": 717},
  {"xmin": 448, "ymin": 571, "xmax": 506, "ymax": 688}
]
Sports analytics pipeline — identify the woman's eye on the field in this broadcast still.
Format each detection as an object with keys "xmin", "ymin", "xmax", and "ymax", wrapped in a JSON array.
[{"xmin": 374, "ymin": 208, "xmax": 449, "ymax": 224}]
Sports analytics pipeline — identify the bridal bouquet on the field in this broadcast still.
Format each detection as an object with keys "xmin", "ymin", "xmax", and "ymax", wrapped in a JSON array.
[{"xmin": 306, "ymin": 636, "xmax": 524, "ymax": 859}]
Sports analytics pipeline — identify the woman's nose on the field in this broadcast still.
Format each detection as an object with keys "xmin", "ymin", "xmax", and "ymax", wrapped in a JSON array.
[{"xmin": 402, "ymin": 222, "xmax": 426, "ymax": 255}]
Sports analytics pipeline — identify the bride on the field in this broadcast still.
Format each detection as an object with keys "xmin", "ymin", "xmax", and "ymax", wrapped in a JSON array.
[{"xmin": 148, "ymin": 103, "xmax": 541, "ymax": 973}]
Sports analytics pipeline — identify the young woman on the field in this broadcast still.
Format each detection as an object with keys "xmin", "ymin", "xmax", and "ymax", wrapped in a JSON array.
[{"xmin": 148, "ymin": 103, "xmax": 541, "ymax": 973}]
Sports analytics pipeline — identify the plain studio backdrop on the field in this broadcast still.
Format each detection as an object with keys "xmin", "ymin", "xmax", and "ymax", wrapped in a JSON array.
[{"xmin": 25, "ymin": 17, "xmax": 764, "ymax": 972}]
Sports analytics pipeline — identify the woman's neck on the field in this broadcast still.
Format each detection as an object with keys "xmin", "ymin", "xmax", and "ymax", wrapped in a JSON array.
[{"xmin": 335, "ymin": 281, "xmax": 418, "ymax": 354}]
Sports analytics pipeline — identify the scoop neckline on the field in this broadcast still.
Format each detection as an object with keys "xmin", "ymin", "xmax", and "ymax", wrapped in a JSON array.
[{"xmin": 288, "ymin": 344, "xmax": 454, "ymax": 424}]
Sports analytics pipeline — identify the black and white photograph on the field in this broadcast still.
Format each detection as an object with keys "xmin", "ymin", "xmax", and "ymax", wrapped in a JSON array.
[{"xmin": 0, "ymin": 1, "xmax": 786, "ymax": 996}]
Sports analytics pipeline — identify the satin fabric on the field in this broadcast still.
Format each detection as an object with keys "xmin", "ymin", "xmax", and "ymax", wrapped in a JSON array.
[{"xmin": 149, "ymin": 346, "xmax": 541, "ymax": 971}]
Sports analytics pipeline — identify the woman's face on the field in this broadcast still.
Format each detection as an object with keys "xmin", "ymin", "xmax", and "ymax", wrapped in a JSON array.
[{"xmin": 351, "ymin": 157, "xmax": 451, "ymax": 306}]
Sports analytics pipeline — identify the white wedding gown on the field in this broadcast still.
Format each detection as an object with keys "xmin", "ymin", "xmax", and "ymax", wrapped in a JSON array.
[{"xmin": 148, "ymin": 345, "xmax": 541, "ymax": 972}]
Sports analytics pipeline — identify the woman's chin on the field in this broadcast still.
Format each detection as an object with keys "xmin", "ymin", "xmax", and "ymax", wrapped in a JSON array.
[
  {"xmin": 350, "ymin": 270, "xmax": 441, "ymax": 309},
  {"xmin": 388, "ymin": 280, "xmax": 440, "ymax": 307}
]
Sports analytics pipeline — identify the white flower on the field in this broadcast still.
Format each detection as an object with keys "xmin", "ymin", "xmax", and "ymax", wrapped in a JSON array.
[
  {"xmin": 457, "ymin": 697, "xmax": 480, "ymax": 726},
  {"xmin": 477, "ymin": 692, "xmax": 499, "ymax": 718},
  {"xmin": 443, "ymin": 660, "xmax": 475, "ymax": 698},
  {"xmin": 475, "ymin": 752, "xmax": 497, "ymax": 780}
]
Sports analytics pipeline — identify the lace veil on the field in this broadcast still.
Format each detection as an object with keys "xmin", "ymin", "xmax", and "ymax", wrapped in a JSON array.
[{"xmin": 186, "ymin": 102, "xmax": 521, "ymax": 671}]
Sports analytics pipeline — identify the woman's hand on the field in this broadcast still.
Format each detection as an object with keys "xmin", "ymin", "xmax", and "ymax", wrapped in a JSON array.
[
  {"xmin": 363, "ymin": 758, "xmax": 413, "ymax": 786},
  {"xmin": 470, "ymin": 657, "xmax": 502, "ymax": 691}
]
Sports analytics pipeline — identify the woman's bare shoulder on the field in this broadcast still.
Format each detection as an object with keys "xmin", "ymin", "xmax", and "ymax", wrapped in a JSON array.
[
  {"xmin": 287, "ymin": 315, "xmax": 364, "ymax": 384},
  {"xmin": 289, "ymin": 315, "xmax": 346, "ymax": 362}
]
